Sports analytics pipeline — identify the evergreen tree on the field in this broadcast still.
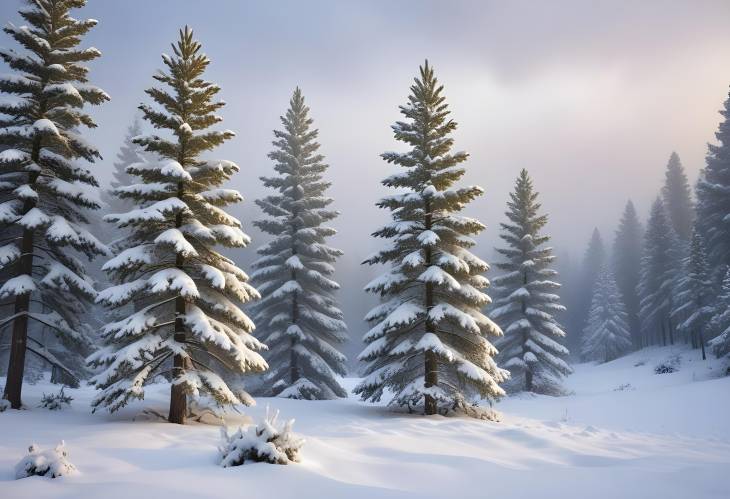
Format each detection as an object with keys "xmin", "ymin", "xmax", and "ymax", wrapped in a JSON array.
[
  {"xmin": 104, "ymin": 119, "xmax": 146, "ymax": 217},
  {"xmin": 696, "ymin": 87, "xmax": 730, "ymax": 273},
  {"xmin": 0, "ymin": 0, "xmax": 109, "ymax": 408},
  {"xmin": 569, "ymin": 228, "xmax": 605, "ymax": 352},
  {"xmin": 708, "ymin": 267, "xmax": 730, "ymax": 359},
  {"xmin": 88, "ymin": 27, "xmax": 266, "ymax": 424},
  {"xmin": 354, "ymin": 62, "xmax": 507, "ymax": 416},
  {"xmin": 491, "ymin": 169, "xmax": 571, "ymax": 394},
  {"xmin": 581, "ymin": 266, "xmax": 632, "ymax": 363},
  {"xmin": 672, "ymin": 229, "xmax": 712, "ymax": 359},
  {"xmin": 250, "ymin": 88, "xmax": 348, "ymax": 400},
  {"xmin": 638, "ymin": 198, "xmax": 680, "ymax": 347},
  {"xmin": 662, "ymin": 152, "xmax": 694, "ymax": 242},
  {"xmin": 611, "ymin": 200, "xmax": 643, "ymax": 347}
]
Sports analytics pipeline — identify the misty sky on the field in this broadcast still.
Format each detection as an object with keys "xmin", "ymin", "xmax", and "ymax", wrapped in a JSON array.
[{"xmin": 2, "ymin": 0, "xmax": 730, "ymax": 359}]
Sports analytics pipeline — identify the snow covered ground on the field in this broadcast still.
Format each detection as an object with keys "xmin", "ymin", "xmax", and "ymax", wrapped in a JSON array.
[{"xmin": 1, "ymin": 345, "xmax": 728, "ymax": 499}]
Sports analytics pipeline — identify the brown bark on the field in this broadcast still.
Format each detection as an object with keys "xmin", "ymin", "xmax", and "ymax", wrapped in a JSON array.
[
  {"xmin": 168, "ymin": 184, "xmax": 187, "ymax": 424},
  {"xmin": 423, "ymin": 202, "xmax": 437, "ymax": 415}
]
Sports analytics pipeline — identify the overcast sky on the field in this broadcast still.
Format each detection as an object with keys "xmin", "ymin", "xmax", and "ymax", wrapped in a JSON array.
[{"xmin": 2, "ymin": 0, "xmax": 730, "ymax": 358}]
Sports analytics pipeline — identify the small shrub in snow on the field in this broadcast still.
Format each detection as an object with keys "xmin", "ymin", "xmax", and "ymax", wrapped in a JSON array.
[
  {"xmin": 15, "ymin": 441, "xmax": 77, "ymax": 479},
  {"xmin": 613, "ymin": 383, "xmax": 635, "ymax": 392},
  {"xmin": 219, "ymin": 409, "xmax": 304, "ymax": 466},
  {"xmin": 654, "ymin": 355, "xmax": 680, "ymax": 374},
  {"xmin": 0, "ymin": 399, "xmax": 10, "ymax": 412},
  {"xmin": 39, "ymin": 387, "xmax": 73, "ymax": 411}
]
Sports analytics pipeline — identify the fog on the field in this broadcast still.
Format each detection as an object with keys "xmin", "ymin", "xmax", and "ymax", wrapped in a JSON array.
[{"xmin": 3, "ymin": 0, "xmax": 730, "ymax": 360}]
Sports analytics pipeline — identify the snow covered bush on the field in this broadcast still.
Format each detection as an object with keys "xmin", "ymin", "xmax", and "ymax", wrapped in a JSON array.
[
  {"xmin": 39, "ymin": 387, "xmax": 73, "ymax": 410},
  {"xmin": 219, "ymin": 409, "xmax": 304, "ymax": 466},
  {"xmin": 654, "ymin": 355, "xmax": 680, "ymax": 374},
  {"xmin": 251, "ymin": 88, "xmax": 348, "ymax": 400},
  {"xmin": 355, "ymin": 61, "xmax": 507, "ymax": 416},
  {"xmin": 15, "ymin": 441, "xmax": 77, "ymax": 479},
  {"xmin": 0, "ymin": 399, "xmax": 10, "ymax": 412}
]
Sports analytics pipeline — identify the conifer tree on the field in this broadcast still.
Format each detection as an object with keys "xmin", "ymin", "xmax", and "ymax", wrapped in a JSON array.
[
  {"xmin": 611, "ymin": 200, "xmax": 643, "ymax": 347},
  {"xmin": 104, "ymin": 119, "xmax": 145, "ymax": 216},
  {"xmin": 696, "ymin": 87, "xmax": 730, "ymax": 273},
  {"xmin": 491, "ymin": 169, "xmax": 571, "ymax": 394},
  {"xmin": 638, "ymin": 198, "xmax": 680, "ymax": 347},
  {"xmin": 0, "ymin": 0, "xmax": 109, "ymax": 408},
  {"xmin": 354, "ymin": 62, "xmax": 507, "ymax": 416},
  {"xmin": 581, "ymin": 266, "xmax": 632, "ymax": 363},
  {"xmin": 251, "ymin": 88, "xmax": 348, "ymax": 400},
  {"xmin": 88, "ymin": 27, "xmax": 266, "ymax": 424},
  {"xmin": 568, "ymin": 228, "xmax": 605, "ymax": 352},
  {"xmin": 708, "ymin": 267, "xmax": 730, "ymax": 359},
  {"xmin": 662, "ymin": 152, "xmax": 694, "ymax": 242},
  {"xmin": 672, "ymin": 229, "xmax": 712, "ymax": 359}
]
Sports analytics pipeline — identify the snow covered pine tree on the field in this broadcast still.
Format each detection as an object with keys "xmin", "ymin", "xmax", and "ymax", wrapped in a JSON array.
[
  {"xmin": 251, "ymin": 88, "xmax": 348, "ymax": 400},
  {"xmin": 581, "ymin": 266, "xmax": 632, "ymax": 363},
  {"xmin": 89, "ymin": 27, "xmax": 266, "ymax": 424},
  {"xmin": 491, "ymin": 169, "xmax": 572, "ymax": 394},
  {"xmin": 0, "ymin": 0, "xmax": 109, "ymax": 408},
  {"xmin": 708, "ymin": 267, "xmax": 730, "ymax": 360},
  {"xmin": 355, "ymin": 61, "xmax": 507, "ymax": 416},
  {"xmin": 611, "ymin": 200, "xmax": 643, "ymax": 347},
  {"xmin": 102, "ymin": 118, "xmax": 146, "ymax": 225}
]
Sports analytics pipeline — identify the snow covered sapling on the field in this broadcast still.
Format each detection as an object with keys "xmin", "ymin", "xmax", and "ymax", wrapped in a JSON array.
[
  {"xmin": 89, "ymin": 27, "xmax": 266, "ymax": 424},
  {"xmin": 251, "ymin": 88, "xmax": 348, "ymax": 400},
  {"xmin": 39, "ymin": 386, "xmax": 73, "ymax": 410},
  {"xmin": 491, "ymin": 169, "xmax": 572, "ymax": 394},
  {"xmin": 15, "ymin": 441, "xmax": 77, "ymax": 479},
  {"xmin": 581, "ymin": 267, "xmax": 632, "ymax": 363},
  {"xmin": 355, "ymin": 61, "xmax": 507, "ymax": 416},
  {"xmin": 0, "ymin": 0, "xmax": 109, "ymax": 409},
  {"xmin": 219, "ymin": 408, "xmax": 304, "ymax": 466}
]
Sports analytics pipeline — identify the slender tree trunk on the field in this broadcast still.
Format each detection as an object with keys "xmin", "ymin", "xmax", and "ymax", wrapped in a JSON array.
[
  {"xmin": 290, "ymin": 281, "xmax": 299, "ymax": 384},
  {"xmin": 168, "ymin": 185, "xmax": 187, "ymax": 424},
  {"xmin": 699, "ymin": 327, "xmax": 706, "ymax": 360},
  {"xmin": 3, "ymin": 228, "xmax": 33, "ymax": 408},
  {"xmin": 423, "ymin": 201, "xmax": 437, "ymax": 416},
  {"xmin": 668, "ymin": 317, "xmax": 674, "ymax": 345}
]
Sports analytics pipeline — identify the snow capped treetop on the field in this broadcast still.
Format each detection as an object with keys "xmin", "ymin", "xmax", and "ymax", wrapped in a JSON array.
[
  {"xmin": 356, "ymin": 61, "xmax": 507, "ymax": 415},
  {"xmin": 90, "ymin": 26, "xmax": 265, "ymax": 415}
]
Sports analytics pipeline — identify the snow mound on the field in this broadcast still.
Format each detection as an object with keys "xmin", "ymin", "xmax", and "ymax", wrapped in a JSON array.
[
  {"xmin": 219, "ymin": 408, "xmax": 304, "ymax": 466},
  {"xmin": 15, "ymin": 441, "xmax": 77, "ymax": 479}
]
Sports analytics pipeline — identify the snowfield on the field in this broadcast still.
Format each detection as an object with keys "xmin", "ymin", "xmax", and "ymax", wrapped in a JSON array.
[{"xmin": 1, "ymin": 345, "xmax": 728, "ymax": 499}]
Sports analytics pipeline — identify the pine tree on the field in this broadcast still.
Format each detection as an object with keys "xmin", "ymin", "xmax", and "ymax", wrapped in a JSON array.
[
  {"xmin": 696, "ymin": 87, "xmax": 730, "ymax": 273},
  {"xmin": 491, "ymin": 169, "xmax": 571, "ymax": 394},
  {"xmin": 672, "ymin": 229, "xmax": 712, "ymax": 359},
  {"xmin": 611, "ymin": 200, "xmax": 643, "ymax": 347},
  {"xmin": 354, "ymin": 62, "xmax": 507, "ymax": 416},
  {"xmin": 88, "ymin": 27, "xmax": 266, "ymax": 424},
  {"xmin": 638, "ymin": 198, "xmax": 680, "ymax": 347},
  {"xmin": 708, "ymin": 267, "xmax": 730, "ymax": 359},
  {"xmin": 104, "ymin": 119, "xmax": 145, "ymax": 217},
  {"xmin": 568, "ymin": 228, "xmax": 605, "ymax": 352},
  {"xmin": 250, "ymin": 88, "xmax": 348, "ymax": 400},
  {"xmin": 662, "ymin": 152, "xmax": 694, "ymax": 242},
  {"xmin": 581, "ymin": 266, "xmax": 632, "ymax": 363},
  {"xmin": 0, "ymin": 0, "xmax": 109, "ymax": 408}
]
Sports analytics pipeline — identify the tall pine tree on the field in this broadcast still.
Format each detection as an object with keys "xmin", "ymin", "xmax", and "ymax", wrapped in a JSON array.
[
  {"xmin": 0, "ymin": 0, "xmax": 109, "ymax": 408},
  {"xmin": 354, "ymin": 62, "xmax": 507, "ymax": 416},
  {"xmin": 696, "ymin": 87, "xmax": 730, "ymax": 273},
  {"xmin": 250, "ymin": 88, "xmax": 348, "ymax": 400},
  {"xmin": 581, "ymin": 266, "xmax": 632, "ymax": 363},
  {"xmin": 662, "ymin": 152, "xmax": 694, "ymax": 242},
  {"xmin": 88, "ymin": 27, "xmax": 266, "ymax": 424},
  {"xmin": 638, "ymin": 197, "xmax": 680, "ymax": 347},
  {"xmin": 611, "ymin": 200, "xmax": 643, "ymax": 347},
  {"xmin": 672, "ymin": 229, "xmax": 712, "ymax": 359},
  {"xmin": 491, "ymin": 169, "xmax": 571, "ymax": 394},
  {"xmin": 568, "ymin": 228, "xmax": 605, "ymax": 352}
]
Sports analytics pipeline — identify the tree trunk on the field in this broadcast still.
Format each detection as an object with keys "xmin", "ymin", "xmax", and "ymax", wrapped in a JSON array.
[
  {"xmin": 668, "ymin": 317, "xmax": 674, "ymax": 346},
  {"xmin": 699, "ymin": 328, "xmax": 706, "ymax": 361},
  {"xmin": 168, "ymin": 195, "xmax": 187, "ymax": 425},
  {"xmin": 423, "ymin": 200, "xmax": 437, "ymax": 416},
  {"xmin": 290, "ymin": 269, "xmax": 299, "ymax": 384}
]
